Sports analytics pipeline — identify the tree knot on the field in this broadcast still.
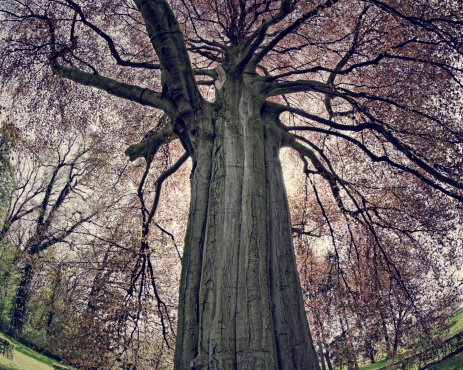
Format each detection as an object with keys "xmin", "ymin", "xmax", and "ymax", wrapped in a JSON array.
[
  {"xmin": 190, "ymin": 353, "xmax": 207, "ymax": 369},
  {"xmin": 214, "ymin": 65, "xmax": 226, "ymax": 90}
]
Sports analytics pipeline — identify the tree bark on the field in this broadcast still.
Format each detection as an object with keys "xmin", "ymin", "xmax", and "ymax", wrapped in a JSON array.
[
  {"xmin": 318, "ymin": 341, "xmax": 327, "ymax": 370},
  {"xmin": 324, "ymin": 348, "xmax": 334, "ymax": 370},
  {"xmin": 380, "ymin": 313, "xmax": 392, "ymax": 359},
  {"xmin": 174, "ymin": 74, "xmax": 320, "ymax": 369},
  {"xmin": 53, "ymin": 1, "xmax": 322, "ymax": 367},
  {"xmin": 368, "ymin": 344, "xmax": 375, "ymax": 364},
  {"xmin": 11, "ymin": 262, "xmax": 33, "ymax": 337}
]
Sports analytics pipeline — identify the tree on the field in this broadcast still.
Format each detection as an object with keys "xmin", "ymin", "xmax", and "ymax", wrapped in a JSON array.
[
  {"xmin": 291, "ymin": 173, "xmax": 460, "ymax": 364},
  {"xmin": 0, "ymin": 113, "xmax": 186, "ymax": 367},
  {"xmin": 0, "ymin": 123, "xmax": 20, "ymax": 330},
  {"xmin": 297, "ymin": 231, "xmax": 459, "ymax": 366},
  {"xmin": 0, "ymin": 129, "xmax": 123, "ymax": 337},
  {"xmin": 1, "ymin": 0, "xmax": 463, "ymax": 368},
  {"xmin": 0, "ymin": 123, "xmax": 19, "ymax": 222}
]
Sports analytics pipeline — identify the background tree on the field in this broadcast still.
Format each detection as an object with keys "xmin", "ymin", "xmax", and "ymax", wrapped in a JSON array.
[
  {"xmin": 293, "ymin": 184, "xmax": 460, "ymax": 366},
  {"xmin": 1, "ymin": 0, "xmax": 463, "ymax": 369},
  {"xmin": 0, "ymin": 122, "xmax": 20, "ymax": 330},
  {"xmin": 5, "ymin": 134, "xmax": 107, "ymax": 336},
  {"xmin": 0, "ymin": 120, "xmax": 138, "ymax": 340},
  {"xmin": 0, "ymin": 123, "xmax": 19, "ymax": 217},
  {"xmin": 0, "ymin": 109, "xmax": 188, "ymax": 368}
]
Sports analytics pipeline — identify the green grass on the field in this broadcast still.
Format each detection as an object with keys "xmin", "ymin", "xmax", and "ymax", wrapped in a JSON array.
[
  {"xmin": 0, "ymin": 332, "xmax": 56, "ymax": 370},
  {"xmin": 358, "ymin": 357, "xmax": 391, "ymax": 370},
  {"xmin": 426, "ymin": 349, "xmax": 463, "ymax": 370},
  {"xmin": 0, "ymin": 355, "xmax": 28, "ymax": 370},
  {"xmin": 447, "ymin": 307, "xmax": 463, "ymax": 338},
  {"xmin": 358, "ymin": 307, "xmax": 463, "ymax": 370}
]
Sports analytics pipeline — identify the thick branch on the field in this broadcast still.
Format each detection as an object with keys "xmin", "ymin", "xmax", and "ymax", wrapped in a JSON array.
[
  {"xmin": 43, "ymin": 151, "xmax": 88, "ymax": 230},
  {"xmin": 37, "ymin": 211, "xmax": 97, "ymax": 253},
  {"xmin": 285, "ymin": 125, "xmax": 463, "ymax": 202},
  {"xmin": 50, "ymin": 60, "xmax": 170, "ymax": 111},
  {"xmin": 134, "ymin": 0, "xmax": 202, "ymax": 123},
  {"xmin": 266, "ymin": 51, "xmax": 463, "ymax": 83},
  {"xmin": 368, "ymin": 0, "xmax": 463, "ymax": 52},
  {"xmin": 125, "ymin": 122, "xmax": 177, "ymax": 162}
]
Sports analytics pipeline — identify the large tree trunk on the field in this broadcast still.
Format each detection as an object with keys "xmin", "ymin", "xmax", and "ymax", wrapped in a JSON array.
[
  {"xmin": 52, "ymin": 4, "xmax": 321, "ymax": 367},
  {"xmin": 174, "ymin": 76, "xmax": 319, "ymax": 369}
]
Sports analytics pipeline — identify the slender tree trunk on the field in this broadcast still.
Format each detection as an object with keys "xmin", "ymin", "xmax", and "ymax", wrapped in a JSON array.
[
  {"xmin": 324, "ymin": 347, "xmax": 334, "ymax": 370},
  {"xmin": 368, "ymin": 345, "xmax": 375, "ymax": 364},
  {"xmin": 339, "ymin": 318, "xmax": 358, "ymax": 370},
  {"xmin": 318, "ymin": 340, "xmax": 327, "ymax": 370},
  {"xmin": 0, "ymin": 269, "xmax": 12, "ymax": 331},
  {"xmin": 392, "ymin": 332, "xmax": 399, "ymax": 356},
  {"xmin": 380, "ymin": 314, "xmax": 392, "ymax": 359},
  {"xmin": 319, "ymin": 324, "xmax": 334, "ymax": 370},
  {"xmin": 174, "ymin": 77, "xmax": 319, "ymax": 369},
  {"xmin": 392, "ymin": 310, "xmax": 403, "ymax": 356},
  {"xmin": 46, "ymin": 264, "xmax": 63, "ymax": 335},
  {"xmin": 11, "ymin": 262, "xmax": 33, "ymax": 337}
]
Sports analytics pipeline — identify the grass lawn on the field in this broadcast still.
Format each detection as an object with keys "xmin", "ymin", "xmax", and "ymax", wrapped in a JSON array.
[
  {"xmin": 0, "ymin": 355, "xmax": 28, "ymax": 370},
  {"xmin": 358, "ymin": 308, "xmax": 463, "ymax": 370},
  {"xmin": 426, "ymin": 349, "xmax": 463, "ymax": 370},
  {"xmin": 447, "ymin": 307, "xmax": 463, "ymax": 338},
  {"xmin": 0, "ymin": 332, "xmax": 55, "ymax": 370},
  {"xmin": 358, "ymin": 357, "xmax": 391, "ymax": 370}
]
